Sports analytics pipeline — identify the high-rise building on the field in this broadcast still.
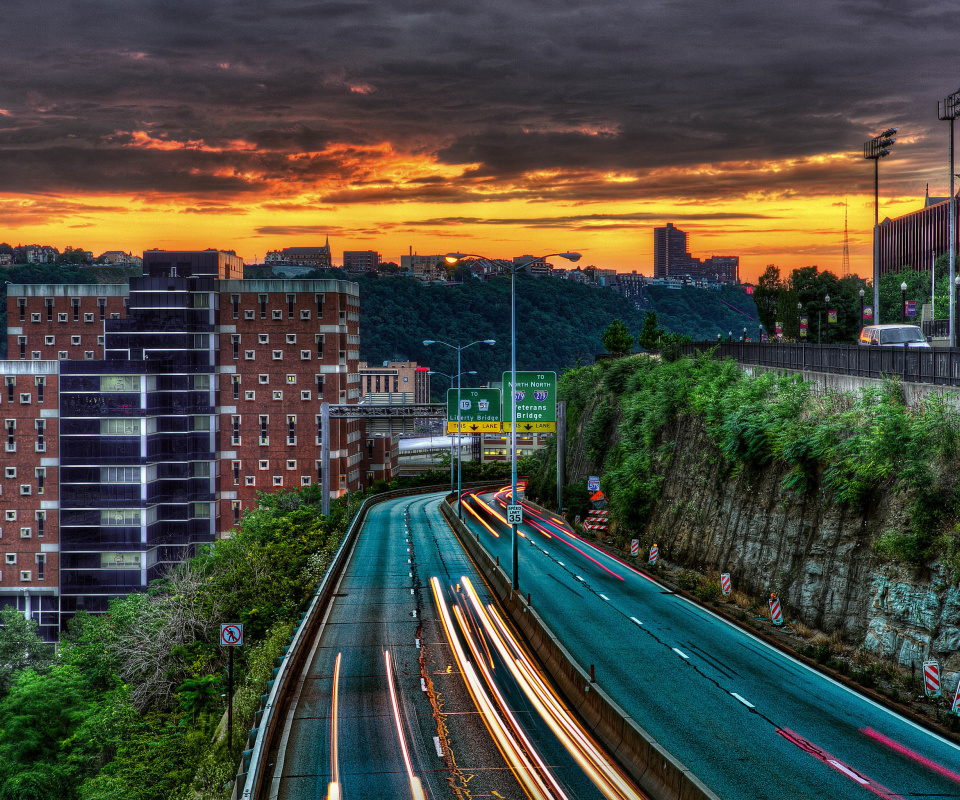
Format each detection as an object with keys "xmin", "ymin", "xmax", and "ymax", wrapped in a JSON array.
[
  {"xmin": 2, "ymin": 250, "xmax": 363, "ymax": 637},
  {"xmin": 653, "ymin": 223, "xmax": 738, "ymax": 282}
]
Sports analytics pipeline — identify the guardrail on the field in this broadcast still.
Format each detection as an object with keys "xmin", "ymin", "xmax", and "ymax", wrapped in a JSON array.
[
  {"xmin": 441, "ymin": 501, "xmax": 720, "ymax": 800},
  {"xmin": 234, "ymin": 481, "xmax": 505, "ymax": 800},
  {"xmin": 681, "ymin": 341, "xmax": 960, "ymax": 386}
]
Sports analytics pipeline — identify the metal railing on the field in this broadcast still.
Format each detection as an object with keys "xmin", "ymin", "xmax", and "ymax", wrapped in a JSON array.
[
  {"xmin": 922, "ymin": 318, "xmax": 950, "ymax": 338},
  {"xmin": 680, "ymin": 341, "xmax": 960, "ymax": 387}
]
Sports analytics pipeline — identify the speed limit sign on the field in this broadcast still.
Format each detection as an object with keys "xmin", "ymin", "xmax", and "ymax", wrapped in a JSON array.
[{"xmin": 506, "ymin": 504, "xmax": 523, "ymax": 525}]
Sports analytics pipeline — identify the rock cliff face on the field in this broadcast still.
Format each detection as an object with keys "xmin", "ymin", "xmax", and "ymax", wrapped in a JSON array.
[{"xmin": 573, "ymin": 411, "xmax": 960, "ymax": 691}]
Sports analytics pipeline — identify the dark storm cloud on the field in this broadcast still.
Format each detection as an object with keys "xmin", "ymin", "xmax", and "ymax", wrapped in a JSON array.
[{"xmin": 1, "ymin": 0, "xmax": 958, "ymax": 204}]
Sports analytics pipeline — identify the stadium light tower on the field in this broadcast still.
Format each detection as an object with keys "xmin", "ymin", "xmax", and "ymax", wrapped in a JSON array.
[{"xmin": 863, "ymin": 126, "xmax": 898, "ymax": 326}]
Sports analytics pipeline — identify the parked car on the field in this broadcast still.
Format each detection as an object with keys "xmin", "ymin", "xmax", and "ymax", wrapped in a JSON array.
[{"xmin": 858, "ymin": 324, "xmax": 931, "ymax": 348}]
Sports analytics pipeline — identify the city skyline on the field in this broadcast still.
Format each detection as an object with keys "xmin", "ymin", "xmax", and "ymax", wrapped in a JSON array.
[{"xmin": 2, "ymin": 1, "xmax": 959, "ymax": 282}]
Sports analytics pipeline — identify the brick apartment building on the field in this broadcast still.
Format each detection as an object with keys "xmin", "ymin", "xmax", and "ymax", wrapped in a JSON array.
[{"xmin": 1, "ymin": 249, "xmax": 393, "ymax": 639}]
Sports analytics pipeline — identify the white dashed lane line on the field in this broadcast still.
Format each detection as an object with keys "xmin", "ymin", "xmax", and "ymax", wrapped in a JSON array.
[
  {"xmin": 673, "ymin": 648, "xmax": 690, "ymax": 660},
  {"xmin": 630, "ymin": 616, "xmax": 644, "ymax": 626},
  {"xmin": 731, "ymin": 693, "xmax": 755, "ymax": 709}
]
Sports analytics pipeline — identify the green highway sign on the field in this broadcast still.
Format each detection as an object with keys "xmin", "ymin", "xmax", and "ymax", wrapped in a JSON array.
[
  {"xmin": 502, "ymin": 371, "xmax": 557, "ymax": 432},
  {"xmin": 446, "ymin": 387, "xmax": 502, "ymax": 433}
]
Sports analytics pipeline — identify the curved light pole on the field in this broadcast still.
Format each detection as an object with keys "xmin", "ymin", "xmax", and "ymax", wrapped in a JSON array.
[
  {"xmin": 445, "ymin": 251, "xmax": 581, "ymax": 591},
  {"xmin": 940, "ymin": 89, "xmax": 960, "ymax": 347},
  {"xmin": 423, "ymin": 339, "xmax": 495, "ymax": 519},
  {"xmin": 428, "ymin": 369, "xmax": 477, "ymax": 494}
]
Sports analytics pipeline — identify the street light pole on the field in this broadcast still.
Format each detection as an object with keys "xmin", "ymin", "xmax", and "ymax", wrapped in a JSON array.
[
  {"xmin": 424, "ymin": 340, "xmax": 494, "ymax": 519},
  {"xmin": 445, "ymin": 250, "xmax": 580, "ymax": 591},
  {"xmin": 429, "ymin": 369, "xmax": 477, "ymax": 496},
  {"xmin": 864, "ymin": 127, "xmax": 898, "ymax": 325},
  {"xmin": 824, "ymin": 294, "xmax": 831, "ymax": 344},
  {"xmin": 901, "ymin": 281, "xmax": 908, "ymax": 324},
  {"xmin": 940, "ymin": 90, "xmax": 960, "ymax": 347},
  {"xmin": 859, "ymin": 287, "xmax": 865, "ymax": 333}
]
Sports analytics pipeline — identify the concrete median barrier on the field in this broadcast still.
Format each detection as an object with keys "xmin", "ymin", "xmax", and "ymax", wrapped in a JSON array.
[{"xmin": 442, "ymin": 500, "xmax": 720, "ymax": 800}]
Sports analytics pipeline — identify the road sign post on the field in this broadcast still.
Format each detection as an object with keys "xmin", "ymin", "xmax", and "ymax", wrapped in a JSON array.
[
  {"xmin": 220, "ymin": 623, "xmax": 243, "ymax": 748},
  {"xmin": 502, "ymin": 371, "xmax": 557, "ymax": 433}
]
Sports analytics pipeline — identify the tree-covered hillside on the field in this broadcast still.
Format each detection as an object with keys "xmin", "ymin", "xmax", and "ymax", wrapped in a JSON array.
[
  {"xmin": 306, "ymin": 271, "xmax": 759, "ymax": 396},
  {"xmin": 643, "ymin": 284, "xmax": 760, "ymax": 341}
]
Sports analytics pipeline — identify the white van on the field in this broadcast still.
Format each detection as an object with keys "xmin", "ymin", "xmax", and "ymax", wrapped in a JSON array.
[{"xmin": 858, "ymin": 324, "xmax": 931, "ymax": 348}]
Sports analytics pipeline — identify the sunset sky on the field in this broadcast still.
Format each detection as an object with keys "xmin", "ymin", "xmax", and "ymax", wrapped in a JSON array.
[{"xmin": 2, "ymin": 1, "xmax": 959, "ymax": 282}]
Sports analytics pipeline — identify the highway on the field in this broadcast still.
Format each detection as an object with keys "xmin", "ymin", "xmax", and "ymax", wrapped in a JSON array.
[
  {"xmin": 264, "ymin": 491, "xmax": 640, "ymax": 800},
  {"xmin": 461, "ymin": 487, "xmax": 960, "ymax": 800}
]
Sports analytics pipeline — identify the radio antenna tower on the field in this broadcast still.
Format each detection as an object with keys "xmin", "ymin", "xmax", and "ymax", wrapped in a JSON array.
[{"xmin": 841, "ymin": 199, "xmax": 851, "ymax": 277}]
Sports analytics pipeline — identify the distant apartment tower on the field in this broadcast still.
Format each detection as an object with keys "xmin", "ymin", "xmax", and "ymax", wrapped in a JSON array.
[
  {"xmin": 514, "ymin": 255, "xmax": 551, "ymax": 277},
  {"xmin": 653, "ymin": 223, "xmax": 738, "ymax": 282},
  {"xmin": 342, "ymin": 251, "xmax": 381, "ymax": 272}
]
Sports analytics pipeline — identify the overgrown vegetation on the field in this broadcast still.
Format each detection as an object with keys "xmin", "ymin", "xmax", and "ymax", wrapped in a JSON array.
[
  {"xmin": 526, "ymin": 353, "xmax": 960, "ymax": 566},
  {"xmin": 0, "ymin": 484, "xmax": 351, "ymax": 800}
]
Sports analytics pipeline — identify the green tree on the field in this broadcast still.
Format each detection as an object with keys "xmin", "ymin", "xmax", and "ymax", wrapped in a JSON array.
[
  {"xmin": 601, "ymin": 318, "xmax": 634, "ymax": 355},
  {"xmin": 0, "ymin": 607, "xmax": 54, "ymax": 695},
  {"xmin": 753, "ymin": 264, "xmax": 783, "ymax": 333},
  {"xmin": 879, "ymin": 267, "xmax": 936, "ymax": 325},
  {"xmin": 637, "ymin": 311, "xmax": 665, "ymax": 350}
]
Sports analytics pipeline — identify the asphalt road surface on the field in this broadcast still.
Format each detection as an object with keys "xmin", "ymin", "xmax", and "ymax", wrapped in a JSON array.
[
  {"xmin": 265, "ymin": 491, "xmax": 626, "ymax": 800},
  {"xmin": 461, "ymin": 489, "xmax": 960, "ymax": 800}
]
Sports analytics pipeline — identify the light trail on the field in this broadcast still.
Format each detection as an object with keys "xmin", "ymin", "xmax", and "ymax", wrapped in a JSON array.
[
  {"xmin": 385, "ymin": 649, "xmax": 426, "ymax": 800},
  {"xmin": 778, "ymin": 728, "xmax": 905, "ymax": 800},
  {"xmin": 326, "ymin": 652, "xmax": 342, "ymax": 800},
  {"xmin": 460, "ymin": 576, "xmax": 645, "ymax": 800},
  {"xmin": 463, "ymin": 495, "xmax": 500, "ymax": 537},
  {"xmin": 861, "ymin": 727, "xmax": 960, "ymax": 786},
  {"xmin": 452, "ymin": 603, "xmax": 571, "ymax": 799},
  {"xmin": 430, "ymin": 576, "xmax": 554, "ymax": 800}
]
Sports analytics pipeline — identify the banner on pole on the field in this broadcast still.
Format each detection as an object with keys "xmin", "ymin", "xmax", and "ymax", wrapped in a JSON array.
[{"xmin": 827, "ymin": 310, "xmax": 838, "ymax": 324}]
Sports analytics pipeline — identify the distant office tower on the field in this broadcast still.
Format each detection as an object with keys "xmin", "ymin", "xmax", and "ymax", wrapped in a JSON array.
[
  {"xmin": 652, "ymin": 223, "xmax": 738, "ymax": 282},
  {"xmin": 3, "ymin": 250, "xmax": 366, "ymax": 637},
  {"xmin": 342, "ymin": 251, "xmax": 382, "ymax": 272}
]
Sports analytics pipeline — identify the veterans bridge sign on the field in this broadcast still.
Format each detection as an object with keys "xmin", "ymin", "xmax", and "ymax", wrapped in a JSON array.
[{"xmin": 502, "ymin": 371, "xmax": 557, "ymax": 433}]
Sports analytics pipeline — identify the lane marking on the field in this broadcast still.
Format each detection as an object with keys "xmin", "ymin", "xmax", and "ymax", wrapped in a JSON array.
[
  {"xmin": 556, "ymin": 561, "xmax": 564, "ymax": 567},
  {"xmin": 674, "ymin": 593, "xmax": 960, "ymax": 755},
  {"xmin": 672, "ymin": 648, "xmax": 689, "ymax": 660},
  {"xmin": 731, "ymin": 693, "xmax": 754, "ymax": 709},
  {"xmin": 599, "ymin": 594, "xmax": 609, "ymax": 601},
  {"xmin": 630, "ymin": 616, "xmax": 644, "ymax": 626},
  {"xmin": 421, "ymin": 678, "xmax": 428, "ymax": 692},
  {"xmin": 574, "ymin": 575, "xmax": 584, "ymax": 582},
  {"xmin": 828, "ymin": 760, "xmax": 869, "ymax": 785},
  {"xmin": 434, "ymin": 736, "xmax": 444, "ymax": 758}
]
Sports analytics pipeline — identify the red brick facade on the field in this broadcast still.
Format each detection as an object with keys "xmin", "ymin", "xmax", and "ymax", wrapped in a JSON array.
[
  {"xmin": 7, "ymin": 285, "xmax": 128, "ymax": 362},
  {"xmin": 216, "ymin": 280, "xmax": 362, "ymax": 532},
  {"xmin": 0, "ymin": 362, "xmax": 59, "ymax": 599}
]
